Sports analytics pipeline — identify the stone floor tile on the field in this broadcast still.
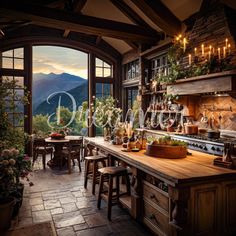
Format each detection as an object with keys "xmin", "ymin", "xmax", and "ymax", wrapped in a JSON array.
[
  {"xmin": 51, "ymin": 207, "xmax": 64, "ymax": 215},
  {"xmin": 60, "ymin": 196, "xmax": 77, "ymax": 204},
  {"xmin": 76, "ymin": 226, "xmax": 113, "ymax": 236},
  {"xmin": 75, "ymin": 201, "xmax": 91, "ymax": 209},
  {"xmin": 62, "ymin": 203, "xmax": 78, "ymax": 213},
  {"xmin": 72, "ymin": 191, "xmax": 83, "ymax": 198},
  {"xmin": 19, "ymin": 209, "xmax": 32, "ymax": 218},
  {"xmin": 53, "ymin": 211, "xmax": 85, "ymax": 228},
  {"xmin": 44, "ymin": 199, "xmax": 61, "ymax": 209},
  {"xmin": 84, "ymin": 213, "xmax": 108, "ymax": 228},
  {"xmin": 18, "ymin": 217, "xmax": 33, "ymax": 227},
  {"xmin": 29, "ymin": 197, "xmax": 43, "ymax": 206},
  {"xmin": 32, "ymin": 204, "xmax": 45, "ymax": 211},
  {"xmin": 32, "ymin": 210, "xmax": 52, "ymax": 223},
  {"xmin": 57, "ymin": 226, "xmax": 76, "ymax": 236},
  {"xmin": 73, "ymin": 223, "xmax": 89, "ymax": 232},
  {"xmin": 30, "ymin": 192, "xmax": 42, "ymax": 198},
  {"xmin": 79, "ymin": 207, "xmax": 97, "ymax": 216}
]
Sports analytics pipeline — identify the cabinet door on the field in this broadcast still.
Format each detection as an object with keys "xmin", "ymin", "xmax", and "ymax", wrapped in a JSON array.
[
  {"xmin": 223, "ymin": 181, "xmax": 236, "ymax": 234},
  {"xmin": 190, "ymin": 184, "xmax": 220, "ymax": 236}
]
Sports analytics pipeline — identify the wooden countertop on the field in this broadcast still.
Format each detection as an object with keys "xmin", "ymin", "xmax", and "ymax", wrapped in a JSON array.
[{"xmin": 85, "ymin": 137, "xmax": 236, "ymax": 186}]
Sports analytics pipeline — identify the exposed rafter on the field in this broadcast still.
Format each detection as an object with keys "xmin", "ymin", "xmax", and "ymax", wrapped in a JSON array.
[
  {"xmin": 0, "ymin": 0, "xmax": 160, "ymax": 42},
  {"xmin": 110, "ymin": 0, "xmax": 149, "ymax": 28},
  {"xmin": 131, "ymin": 0, "xmax": 182, "ymax": 36},
  {"xmin": 63, "ymin": 28, "xmax": 70, "ymax": 38},
  {"xmin": 73, "ymin": 0, "xmax": 87, "ymax": 13}
]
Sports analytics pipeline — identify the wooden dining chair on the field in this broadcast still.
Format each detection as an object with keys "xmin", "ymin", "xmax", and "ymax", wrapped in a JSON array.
[
  {"xmin": 62, "ymin": 138, "xmax": 83, "ymax": 174},
  {"xmin": 33, "ymin": 138, "xmax": 54, "ymax": 169}
]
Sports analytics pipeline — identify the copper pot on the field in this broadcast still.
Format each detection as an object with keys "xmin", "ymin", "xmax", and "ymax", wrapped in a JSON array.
[{"xmin": 184, "ymin": 124, "xmax": 198, "ymax": 135}]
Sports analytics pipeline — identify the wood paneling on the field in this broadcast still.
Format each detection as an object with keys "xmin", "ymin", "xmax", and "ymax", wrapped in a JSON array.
[{"xmin": 191, "ymin": 184, "xmax": 220, "ymax": 235}]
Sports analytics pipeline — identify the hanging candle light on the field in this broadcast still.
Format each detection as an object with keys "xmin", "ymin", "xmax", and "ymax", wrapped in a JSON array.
[
  {"xmin": 201, "ymin": 44, "xmax": 204, "ymax": 56},
  {"xmin": 183, "ymin": 38, "xmax": 187, "ymax": 52}
]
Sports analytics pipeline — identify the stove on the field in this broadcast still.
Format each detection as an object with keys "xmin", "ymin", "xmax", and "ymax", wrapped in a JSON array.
[{"xmin": 172, "ymin": 134, "xmax": 236, "ymax": 156}]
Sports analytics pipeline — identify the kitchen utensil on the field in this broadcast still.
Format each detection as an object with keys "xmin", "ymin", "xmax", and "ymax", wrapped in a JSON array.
[
  {"xmin": 207, "ymin": 129, "xmax": 220, "ymax": 139},
  {"xmin": 184, "ymin": 124, "xmax": 198, "ymax": 134}
]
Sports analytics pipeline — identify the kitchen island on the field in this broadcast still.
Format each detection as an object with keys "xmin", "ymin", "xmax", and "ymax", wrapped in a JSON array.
[{"xmin": 85, "ymin": 137, "xmax": 236, "ymax": 236}]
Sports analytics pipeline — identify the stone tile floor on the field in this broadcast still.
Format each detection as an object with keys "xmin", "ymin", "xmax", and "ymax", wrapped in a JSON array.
[{"xmin": 16, "ymin": 156, "xmax": 152, "ymax": 236}]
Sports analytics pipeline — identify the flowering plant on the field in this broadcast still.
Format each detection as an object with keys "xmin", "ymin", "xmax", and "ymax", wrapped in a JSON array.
[
  {"xmin": 95, "ymin": 96, "xmax": 122, "ymax": 128},
  {"xmin": 0, "ymin": 148, "xmax": 32, "ymax": 198}
]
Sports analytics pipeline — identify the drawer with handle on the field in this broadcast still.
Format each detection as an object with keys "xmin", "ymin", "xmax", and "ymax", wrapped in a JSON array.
[
  {"xmin": 143, "ymin": 200, "xmax": 169, "ymax": 235},
  {"xmin": 143, "ymin": 181, "xmax": 169, "ymax": 212}
]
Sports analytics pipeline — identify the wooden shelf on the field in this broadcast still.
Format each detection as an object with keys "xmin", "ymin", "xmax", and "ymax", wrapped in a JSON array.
[
  {"xmin": 146, "ymin": 110, "xmax": 181, "ymax": 113},
  {"xmin": 142, "ymin": 90, "xmax": 166, "ymax": 96}
]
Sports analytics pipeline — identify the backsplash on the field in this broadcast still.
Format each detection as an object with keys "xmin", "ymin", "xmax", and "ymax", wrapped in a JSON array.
[{"xmin": 195, "ymin": 95, "xmax": 236, "ymax": 131}]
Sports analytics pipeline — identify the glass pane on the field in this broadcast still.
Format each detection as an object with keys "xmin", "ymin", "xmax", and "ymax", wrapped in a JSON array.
[
  {"xmin": 2, "ymin": 50, "xmax": 13, "ymax": 57},
  {"xmin": 15, "ymin": 89, "xmax": 24, "ymax": 99},
  {"xmin": 103, "ymin": 62, "xmax": 110, "ymax": 68},
  {"xmin": 14, "ymin": 113, "xmax": 24, "ymax": 126},
  {"xmin": 15, "ymin": 101, "xmax": 24, "ymax": 112},
  {"xmin": 14, "ymin": 48, "xmax": 24, "ymax": 58},
  {"xmin": 2, "ymin": 76, "xmax": 14, "ymax": 84},
  {"xmin": 96, "ymin": 58, "xmax": 103, "ymax": 67},
  {"xmin": 7, "ymin": 113, "xmax": 13, "ymax": 123},
  {"xmin": 104, "ymin": 68, "xmax": 111, "ymax": 77},
  {"xmin": 2, "ymin": 57, "xmax": 13, "ymax": 68},
  {"xmin": 96, "ymin": 83, "xmax": 102, "ymax": 98},
  {"xmin": 96, "ymin": 67, "xmax": 103, "ymax": 77},
  {"xmin": 103, "ymin": 83, "xmax": 112, "ymax": 96},
  {"xmin": 14, "ymin": 58, "xmax": 24, "ymax": 69},
  {"xmin": 14, "ymin": 77, "xmax": 24, "ymax": 88}
]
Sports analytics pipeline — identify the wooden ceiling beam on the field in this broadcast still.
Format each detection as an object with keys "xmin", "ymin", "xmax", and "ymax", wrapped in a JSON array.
[
  {"xmin": 131, "ymin": 0, "xmax": 182, "ymax": 36},
  {"xmin": 0, "ymin": 1, "xmax": 159, "ymax": 42},
  {"xmin": 110, "ymin": 0, "xmax": 150, "ymax": 28},
  {"xmin": 63, "ymin": 29, "xmax": 70, "ymax": 38},
  {"xmin": 73, "ymin": 0, "xmax": 87, "ymax": 13}
]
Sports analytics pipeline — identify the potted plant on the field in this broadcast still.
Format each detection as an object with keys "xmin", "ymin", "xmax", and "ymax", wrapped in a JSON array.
[
  {"xmin": 0, "ymin": 149, "xmax": 17, "ymax": 231},
  {"xmin": 94, "ymin": 96, "xmax": 122, "ymax": 140}
]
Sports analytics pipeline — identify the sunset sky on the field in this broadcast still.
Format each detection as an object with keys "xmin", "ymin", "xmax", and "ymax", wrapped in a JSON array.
[{"xmin": 33, "ymin": 46, "xmax": 88, "ymax": 79}]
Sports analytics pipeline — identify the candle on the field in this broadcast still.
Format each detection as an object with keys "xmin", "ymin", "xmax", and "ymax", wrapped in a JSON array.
[
  {"xmin": 194, "ymin": 47, "xmax": 197, "ymax": 55},
  {"xmin": 225, "ymin": 38, "xmax": 228, "ymax": 48},
  {"xmin": 188, "ymin": 54, "xmax": 192, "ymax": 65},
  {"xmin": 223, "ymin": 46, "xmax": 226, "ymax": 58},
  {"xmin": 228, "ymin": 44, "xmax": 231, "ymax": 54},
  {"xmin": 178, "ymin": 34, "xmax": 182, "ymax": 39},
  {"xmin": 209, "ymin": 45, "xmax": 212, "ymax": 59},
  {"xmin": 183, "ymin": 38, "xmax": 186, "ymax": 52},
  {"xmin": 201, "ymin": 44, "xmax": 204, "ymax": 56},
  {"xmin": 218, "ymin": 47, "xmax": 221, "ymax": 59}
]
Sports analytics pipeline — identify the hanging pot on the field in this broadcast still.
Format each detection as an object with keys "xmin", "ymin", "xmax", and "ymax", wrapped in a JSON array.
[{"xmin": 0, "ymin": 197, "xmax": 15, "ymax": 232}]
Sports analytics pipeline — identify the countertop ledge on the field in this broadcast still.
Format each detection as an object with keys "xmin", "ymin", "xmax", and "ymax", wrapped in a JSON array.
[{"xmin": 85, "ymin": 137, "xmax": 236, "ymax": 186}]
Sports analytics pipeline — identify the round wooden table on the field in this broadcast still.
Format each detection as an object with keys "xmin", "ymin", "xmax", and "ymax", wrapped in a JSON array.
[{"xmin": 45, "ymin": 136, "xmax": 82, "ymax": 168}]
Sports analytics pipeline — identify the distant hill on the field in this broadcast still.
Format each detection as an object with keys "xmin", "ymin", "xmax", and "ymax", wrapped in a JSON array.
[
  {"xmin": 33, "ymin": 72, "xmax": 87, "ymax": 112},
  {"xmin": 34, "ymin": 81, "xmax": 88, "ymax": 115}
]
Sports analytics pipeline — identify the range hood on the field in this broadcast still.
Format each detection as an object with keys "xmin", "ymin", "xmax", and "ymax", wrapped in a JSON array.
[{"xmin": 167, "ymin": 70, "xmax": 236, "ymax": 96}]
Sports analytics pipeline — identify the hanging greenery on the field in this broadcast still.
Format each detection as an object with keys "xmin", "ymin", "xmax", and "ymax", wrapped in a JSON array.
[{"xmin": 155, "ymin": 39, "xmax": 235, "ymax": 85}]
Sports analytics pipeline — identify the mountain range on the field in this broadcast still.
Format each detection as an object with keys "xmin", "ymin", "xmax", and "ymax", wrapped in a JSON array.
[{"xmin": 33, "ymin": 73, "xmax": 88, "ymax": 115}]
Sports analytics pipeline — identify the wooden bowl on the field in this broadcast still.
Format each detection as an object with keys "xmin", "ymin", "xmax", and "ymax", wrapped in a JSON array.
[{"xmin": 146, "ymin": 144, "xmax": 187, "ymax": 159}]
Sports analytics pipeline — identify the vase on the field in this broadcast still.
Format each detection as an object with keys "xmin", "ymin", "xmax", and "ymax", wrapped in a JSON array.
[
  {"xmin": 0, "ymin": 197, "xmax": 15, "ymax": 232},
  {"xmin": 103, "ymin": 127, "xmax": 111, "ymax": 141}
]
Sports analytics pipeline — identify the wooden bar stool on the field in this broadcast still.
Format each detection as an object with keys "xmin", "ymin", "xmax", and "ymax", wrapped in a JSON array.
[
  {"xmin": 97, "ymin": 166, "xmax": 131, "ymax": 220},
  {"xmin": 84, "ymin": 155, "xmax": 107, "ymax": 195}
]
